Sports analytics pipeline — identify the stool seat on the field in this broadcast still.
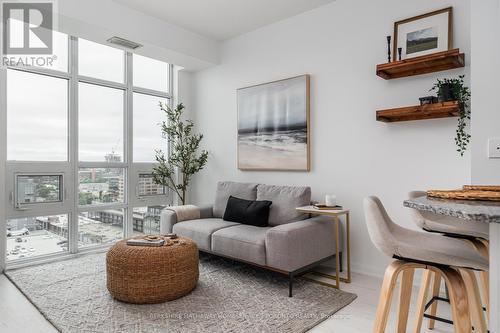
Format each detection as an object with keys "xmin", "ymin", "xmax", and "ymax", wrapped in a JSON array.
[
  {"xmin": 390, "ymin": 226, "xmax": 488, "ymax": 271},
  {"xmin": 365, "ymin": 196, "xmax": 488, "ymax": 271},
  {"xmin": 409, "ymin": 191, "xmax": 489, "ymax": 240}
]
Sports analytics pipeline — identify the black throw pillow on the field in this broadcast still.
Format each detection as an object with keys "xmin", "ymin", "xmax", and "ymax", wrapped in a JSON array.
[{"xmin": 223, "ymin": 196, "xmax": 272, "ymax": 227}]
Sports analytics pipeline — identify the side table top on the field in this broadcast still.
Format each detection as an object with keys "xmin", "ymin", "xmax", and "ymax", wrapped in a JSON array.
[{"xmin": 296, "ymin": 205, "xmax": 349, "ymax": 216}]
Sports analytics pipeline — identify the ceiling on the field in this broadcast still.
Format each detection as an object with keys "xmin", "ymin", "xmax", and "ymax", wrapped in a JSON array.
[{"xmin": 112, "ymin": 0, "xmax": 336, "ymax": 41}]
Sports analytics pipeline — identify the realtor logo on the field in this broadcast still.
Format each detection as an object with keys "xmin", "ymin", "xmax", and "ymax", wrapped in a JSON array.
[{"xmin": 2, "ymin": 2, "xmax": 53, "ymax": 54}]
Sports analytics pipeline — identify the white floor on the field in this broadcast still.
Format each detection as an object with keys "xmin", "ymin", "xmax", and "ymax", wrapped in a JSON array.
[
  {"xmin": 309, "ymin": 272, "xmax": 453, "ymax": 333},
  {"xmin": 0, "ymin": 274, "xmax": 58, "ymax": 333},
  {"xmin": 0, "ymin": 271, "xmax": 454, "ymax": 333}
]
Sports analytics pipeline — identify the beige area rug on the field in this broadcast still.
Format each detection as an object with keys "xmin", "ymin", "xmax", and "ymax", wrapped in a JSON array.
[{"xmin": 5, "ymin": 252, "xmax": 356, "ymax": 333}]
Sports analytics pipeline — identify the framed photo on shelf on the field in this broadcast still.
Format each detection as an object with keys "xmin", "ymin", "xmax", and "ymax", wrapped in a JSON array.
[{"xmin": 394, "ymin": 7, "xmax": 452, "ymax": 60}]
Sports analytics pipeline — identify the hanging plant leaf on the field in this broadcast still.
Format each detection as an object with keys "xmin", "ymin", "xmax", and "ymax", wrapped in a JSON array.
[{"xmin": 430, "ymin": 75, "xmax": 471, "ymax": 156}]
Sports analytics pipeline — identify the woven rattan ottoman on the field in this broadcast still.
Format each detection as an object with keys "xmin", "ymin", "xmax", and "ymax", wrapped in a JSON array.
[{"xmin": 106, "ymin": 236, "xmax": 199, "ymax": 304}]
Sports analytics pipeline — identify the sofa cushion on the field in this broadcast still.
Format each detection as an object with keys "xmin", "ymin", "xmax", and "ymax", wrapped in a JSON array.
[
  {"xmin": 256, "ymin": 184, "xmax": 311, "ymax": 226},
  {"xmin": 211, "ymin": 225, "xmax": 270, "ymax": 266},
  {"xmin": 213, "ymin": 181, "xmax": 258, "ymax": 218},
  {"xmin": 172, "ymin": 218, "xmax": 239, "ymax": 251},
  {"xmin": 223, "ymin": 196, "xmax": 272, "ymax": 227}
]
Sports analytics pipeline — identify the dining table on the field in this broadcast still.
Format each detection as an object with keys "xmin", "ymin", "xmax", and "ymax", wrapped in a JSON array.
[{"xmin": 404, "ymin": 196, "xmax": 500, "ymax": 333}]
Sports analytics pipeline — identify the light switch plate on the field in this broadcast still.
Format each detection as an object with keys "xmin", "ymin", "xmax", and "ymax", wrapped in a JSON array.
[{"xmin": 488, "ymin": 138, "xmax": 500, "ymax": 158}]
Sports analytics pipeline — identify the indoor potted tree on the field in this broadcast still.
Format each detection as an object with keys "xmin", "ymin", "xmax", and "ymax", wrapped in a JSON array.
[{"xmin": 152, "ymin": 103, "xmax": 208, "ymax": 205}]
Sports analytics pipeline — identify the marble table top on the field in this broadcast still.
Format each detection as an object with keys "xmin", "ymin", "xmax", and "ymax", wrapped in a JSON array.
[{"xmin": 404, "ymin": 196, "xmax": 500, "ymax": 223}]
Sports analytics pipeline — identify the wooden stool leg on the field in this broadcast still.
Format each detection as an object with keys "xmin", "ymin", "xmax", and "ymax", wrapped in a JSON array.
[
  {"xmin": 396, "ymin": 268, "xmax": 415, "ymax": 333},
  {"xmin": 373, "ymin": 261, "xmax": 407, "ymax": 333},
  {"xmin": 473, "ymin": 239, "xmax": 490, "ymax": 322},
  {"xmin": 412, "ymin": 269, "xmax": 432, "ymax": 333},
  {"xmin": 480, "ymin": 271, "xmax": 489, "ymax": 322},
  {"xmin": 428, "ymin": 271, "xmax": 442, "ymax": 330},
  {"xmin": 459, "ymin": 269, "xmax": 487, "ymax": 333},
  {"xmin": 439, "ymin": 267, "xmax": 471, "ymax": 333}
]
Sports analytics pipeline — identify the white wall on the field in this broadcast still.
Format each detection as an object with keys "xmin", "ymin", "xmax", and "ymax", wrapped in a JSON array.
[
  {"xmin": 190, "ymin": 0, "xmax": 471, "ymax": 276},
  {"xmin": 471, "ymin": 0, "xmax": 500, "ymax": 184}
]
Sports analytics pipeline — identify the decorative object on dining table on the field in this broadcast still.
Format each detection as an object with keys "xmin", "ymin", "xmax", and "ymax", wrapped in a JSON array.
[
  {"xmin": 430, "ymin": 75, "xmax": 471, "ymax": 156},
  {"xmin": 237, "ymin": 75, "xmax": 310, "ymax": 171},
  {"xmin": 393, "ymin": 7, "xmax": 452, "ymax": 60},
  {"xmin": 386, "ymin": 35, "xmax": 391, "ymax": 62},
  {"xmin": 463, "ymin": 185, "xmax": 500, "ymax": 192},
  {"xmin": 313, "ymin": 204, "xmax": 343, "ymax": 211},
  {"xmin": 398, "ymin": 47, "xmax": 402, "ymax": 61},
  {"xmin": 427, "ymin": 189, "xmax": 500, "ymax": 202},
  {"xmin": 419, "ymin": 96, "xmax": 438, "ymax": 105}
]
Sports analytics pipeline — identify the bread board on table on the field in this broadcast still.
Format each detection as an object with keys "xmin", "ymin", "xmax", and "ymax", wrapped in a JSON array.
[
  {"xmin": 427, "ymin": 189, "xmax": 500, "ymax": 202},
  {"xmin": 463, "ymin": 185, "xmax": 500, "ymax": 192}
]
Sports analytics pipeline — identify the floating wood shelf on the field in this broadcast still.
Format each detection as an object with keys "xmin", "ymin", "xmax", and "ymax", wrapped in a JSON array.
[
  {"xmin": 376, "ymin": 49, "xmax": 465, "ymax": 80},
  {"xmin": 376, "ymin": 101, "xmax": 459, "ymax": 122}
]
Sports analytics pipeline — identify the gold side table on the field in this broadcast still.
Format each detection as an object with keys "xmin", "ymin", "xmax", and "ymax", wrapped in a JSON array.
[{"xmin": 296, "ymin": 206, "xmax": 351, "ymax": 289}]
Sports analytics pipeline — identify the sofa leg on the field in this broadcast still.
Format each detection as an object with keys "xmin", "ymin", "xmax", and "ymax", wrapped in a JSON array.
[{"xmin": 289, "ymin": 273, "xmax": 293, "ymax": 297}]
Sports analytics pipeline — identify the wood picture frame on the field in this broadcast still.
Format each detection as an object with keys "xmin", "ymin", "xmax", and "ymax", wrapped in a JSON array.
[
  {"xmin": 393, "ymin": 7, "xmax": 453, "ymax": 60},
  {"xmin": 237, "ymin": 74, "xmax": 310, "ymax": 171}
]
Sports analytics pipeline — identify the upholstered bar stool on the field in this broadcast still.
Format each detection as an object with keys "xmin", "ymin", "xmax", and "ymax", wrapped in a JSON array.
[
  {"xmin": 364, "ymin": 196, "xmax": 489, "ymax": 333},
  {"xmin": 408, "ymin": 191, "xmax": 490, "ymax": 328}
]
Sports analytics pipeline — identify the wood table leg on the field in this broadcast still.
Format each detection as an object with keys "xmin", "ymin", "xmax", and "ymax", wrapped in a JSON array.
[{"xmin": 397, "ymin": 268, "xmax": 414, "ymax": 333}]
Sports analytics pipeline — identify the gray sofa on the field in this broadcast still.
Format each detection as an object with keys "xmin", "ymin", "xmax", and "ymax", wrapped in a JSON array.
[{"xmin": 160, "ymin": 181, "xmax": 341, "ymax": 296}]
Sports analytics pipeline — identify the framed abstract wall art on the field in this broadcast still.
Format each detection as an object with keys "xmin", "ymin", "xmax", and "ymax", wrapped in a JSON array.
[{"xmin": 237, "ymin": 75, "xmax": 310, "ymax": 171}]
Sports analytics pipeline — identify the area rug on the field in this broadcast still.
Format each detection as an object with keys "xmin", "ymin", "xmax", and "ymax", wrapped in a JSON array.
[{"xmin": 5, "ymin": 252, "xmax": 356, "ymax": 333}]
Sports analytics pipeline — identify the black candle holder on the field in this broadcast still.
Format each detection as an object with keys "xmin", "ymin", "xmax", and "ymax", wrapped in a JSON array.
[
  {"xmin": 398, "ymin": 47, "xmax": 402, "ymax": 61},
  {"xmin": 386, "ymin": 36, "xmax": 391, "ymax": 63}
]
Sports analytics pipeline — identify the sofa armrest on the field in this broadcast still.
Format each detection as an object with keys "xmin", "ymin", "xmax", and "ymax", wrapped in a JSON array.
[
  {"xmin": 265, "ymin": 216, "xmax": 342, "ymax": 272},
  {"xmin": 160, "ymin": 204, "xmax": 214, "ymax": 233},
  {"xmin": 160, "ymin": 209, "xmax": 177, "ymax": 234}
]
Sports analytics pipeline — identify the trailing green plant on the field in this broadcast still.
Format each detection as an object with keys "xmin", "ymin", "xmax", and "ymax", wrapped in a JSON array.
[
  {"xmin": 430, "ymin": 74, "xmax": 471, "ymax": 156},
  {"xmin": 152, "ymin": 103, "xmax": 208, "ymax": 205}
]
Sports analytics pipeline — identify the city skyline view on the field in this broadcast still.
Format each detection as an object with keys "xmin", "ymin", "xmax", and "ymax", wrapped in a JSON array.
[{"xmin": 5, "ymin": 30, "xmax": 172, "ymax": 263}]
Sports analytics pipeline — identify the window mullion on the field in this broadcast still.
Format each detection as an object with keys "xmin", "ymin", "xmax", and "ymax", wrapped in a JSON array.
[
  {"xmin": 0, "ymin": 68, "xmax": 7, "ymax": 272},
  {"xmin": 68, "ymin": 36, "xmax": 79, "ymax": 254},
  {"xmin": 125, "ymin": 52, "xmax": 133, "ymax": 238},
  {"xmin": 131, "ymin": 86, "xmax": 171, "ymax": 99}
]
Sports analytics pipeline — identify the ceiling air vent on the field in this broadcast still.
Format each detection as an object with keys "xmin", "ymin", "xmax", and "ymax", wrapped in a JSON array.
[{"xmin": 106, "ymin": 36, "xmax": 142, "ymax": 50}]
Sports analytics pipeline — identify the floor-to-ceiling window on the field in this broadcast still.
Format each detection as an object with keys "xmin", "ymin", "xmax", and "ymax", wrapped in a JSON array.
[{"xmin": 4, "ymin": 33, "xmax": 172, "ymax": 264}]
